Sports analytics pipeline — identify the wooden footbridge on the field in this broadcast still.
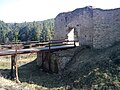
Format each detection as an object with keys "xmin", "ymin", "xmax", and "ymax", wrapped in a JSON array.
[{"xmin": 0, "ymin": 40, "xmax": 78, "ymax": 83}]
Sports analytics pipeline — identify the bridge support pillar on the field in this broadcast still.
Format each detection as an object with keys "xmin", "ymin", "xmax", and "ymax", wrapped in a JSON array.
[{"xmin": 10, "ymin": 55, "xmax": 20, "ymax": 83}]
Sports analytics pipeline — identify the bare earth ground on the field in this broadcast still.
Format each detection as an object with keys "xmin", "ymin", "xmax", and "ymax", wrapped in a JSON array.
[{"xmin": 0, "ymin": 54, "xmax": 66, "ymax": 90}]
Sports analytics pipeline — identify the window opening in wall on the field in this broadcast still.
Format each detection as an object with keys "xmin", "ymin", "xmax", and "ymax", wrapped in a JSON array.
[
  {"xmin": 67, "ymin": 28, "xmax": 74, "ymax": 41},
  {"xmin": 66, "ymin": 27, "xmax": 78, "ymax": 41},
  {"xmin": 66, "ymin": 27, "xmax": 79, "ymax": 46}
]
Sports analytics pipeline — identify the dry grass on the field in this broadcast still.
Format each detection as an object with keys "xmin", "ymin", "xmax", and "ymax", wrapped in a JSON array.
[
  {"xmin": 0, "ymin": 53, "xmax": 37, "ymax": 69},
  {"xmin": 0, "ymin": 76, "xmax": 50, "ymax": 90},
  {"xmin": 0, "ymin": 53, "xmax": 66, "ymax": 90}
]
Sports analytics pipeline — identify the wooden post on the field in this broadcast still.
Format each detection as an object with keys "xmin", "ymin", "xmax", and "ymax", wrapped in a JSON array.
[
  {"xmin": 10, "ymin": 55, "xmax": 14, "ymax": 79},
  {"xmin": 15, "ymin": 44, "xmax": 20, "ymax": 83},
  {"xmin": 74, "ymin": 40, "xmax": 76, "ymax": 47},
  {"xmin": 10, "ymin": 55, "xmax": 20, "ymax": 83},
  {"xmin": 14, "ymin": 55, "xmax": 20, "ymax": 83},
  {"xmin": 10, "ymin": 54, "xmax": 20, "ymax": 83},
  {"xmin": 41, "ymin": 51, "xmax": 44, "ymax": 68},
  {"xmin": 48, "ymin": 42, "xmax": 52, "ymax": 72}
]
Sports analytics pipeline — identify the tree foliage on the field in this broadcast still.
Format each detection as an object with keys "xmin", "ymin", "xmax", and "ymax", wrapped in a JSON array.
[{"xmin": 0, "ymin": 19, "xmax": 54, "ymax": 44}]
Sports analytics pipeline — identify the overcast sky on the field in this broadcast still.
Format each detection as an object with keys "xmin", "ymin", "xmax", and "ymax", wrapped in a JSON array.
[{"xmin": 0, "ymin": 0, "xmax": 120, "ymax": 23}]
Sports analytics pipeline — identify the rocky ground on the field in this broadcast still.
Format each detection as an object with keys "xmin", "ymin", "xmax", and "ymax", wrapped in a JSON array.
[{"xmin": 60, "ymin": 42, "xmax": 120, "ymax": 89}]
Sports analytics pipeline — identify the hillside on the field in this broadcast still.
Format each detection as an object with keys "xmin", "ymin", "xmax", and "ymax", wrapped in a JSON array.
[
  {"xmin": 60, "ymin": 42, "xmax": 120, "ymax": 89},
  {"xmin": 0, "ymin": 42, "xmax": 120, "ymax": 90}
]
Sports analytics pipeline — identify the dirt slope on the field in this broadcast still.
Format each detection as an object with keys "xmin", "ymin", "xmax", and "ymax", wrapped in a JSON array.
[{"xmin": 60, "ymin": 42, "xmax": 120, "ymax": 89}]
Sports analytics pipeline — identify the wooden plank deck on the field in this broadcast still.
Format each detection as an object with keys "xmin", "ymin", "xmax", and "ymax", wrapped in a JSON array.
[{"xmin": 0, "ymin": 44, "xmax": 75, "ymax": 56}]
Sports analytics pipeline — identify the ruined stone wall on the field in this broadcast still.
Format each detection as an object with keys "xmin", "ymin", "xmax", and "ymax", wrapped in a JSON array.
[
  {"xmin": 93, "ymin": 8, "xmax": 120, "ymax": 48},
  {"xmin": 77, "ymin": 7, "xmax": 93, "ymax": 46},
  {"xmin": 54, "ymin": 6, "xmax": 120, "ymax": 49},
  {"xmin": 36, "ymin": 49, "xmax": 76, "ymax": 73},
  {"xmin": 51, "ymin": 48, "xmax": 75, "ymax": 72},
  {"xmin": 54, "ymin": 7, "xmax": 94, "ymax": 46},
  {"xmin": 54, "ymin": 13, "xmax": 68, "ymax": 40}
]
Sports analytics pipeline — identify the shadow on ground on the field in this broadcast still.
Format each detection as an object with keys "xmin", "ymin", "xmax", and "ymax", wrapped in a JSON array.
[
  {"xmin": 19, "ymin": 60, "xmax": 66, "ymax": 88},
  {"xmin": 0, "ymin": 60, "xmax": 66, "ymax": 88}
]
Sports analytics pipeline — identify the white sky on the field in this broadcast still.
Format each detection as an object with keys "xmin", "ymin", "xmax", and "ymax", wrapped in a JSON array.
[{"xmin": 0, "ymin": 0, "xmax": 120, "ymax": 23}]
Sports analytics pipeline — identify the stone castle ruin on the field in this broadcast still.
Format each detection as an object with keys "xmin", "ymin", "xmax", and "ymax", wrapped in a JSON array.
[
  {"xmin": 54, "ymin": 6, "xmax": 120, "ymax": 49},
  {"xmin": 37, "ymin": 6, "xmax": 120, "ymax": 73}
]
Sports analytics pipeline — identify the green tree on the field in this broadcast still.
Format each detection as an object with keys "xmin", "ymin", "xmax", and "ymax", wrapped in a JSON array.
[
  {"xmin": 14, "ymin": 31, "xmax": 19, "ymax": 42},
  {"xmin": 40, "ymin": 22, "xmax": 48, "ymax": 42}
]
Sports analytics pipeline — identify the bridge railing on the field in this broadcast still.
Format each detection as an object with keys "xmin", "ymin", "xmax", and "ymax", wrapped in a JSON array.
[{"xmin": 0, "ymin": 40, "xmax": 79, "ymax": 50}]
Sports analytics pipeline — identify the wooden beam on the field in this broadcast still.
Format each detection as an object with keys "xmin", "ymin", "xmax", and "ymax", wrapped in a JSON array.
[
  {"xmin": 74, "ymin": 40, "xmax": 76, "ymax": 47},
  {"xmin": 14, "ymin": 55, "xmax": 20, "ymax": 83},
  {"xmin": 41, "ymin": 51, "xmax": 44, "ymax": 69},
  {"xmin": 10, "ymin": 55, "xmax": 14, "ymax": 79},
  {"xmin": 48, "ymin": 42, "xmax": 52, "ymax": 72},
  {"xmin": 9, "ymin": 54, "xmax": 20, "ymax": 83}
]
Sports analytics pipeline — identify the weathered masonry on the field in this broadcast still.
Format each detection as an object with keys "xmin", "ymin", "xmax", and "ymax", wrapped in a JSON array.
[
  {"xmin": 54, "ymin": 6, "xmax": 120, "ymax": 49},
  {"xmin": 36, "ymin": 41, "xmax": 76, "ymax": 73}
]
